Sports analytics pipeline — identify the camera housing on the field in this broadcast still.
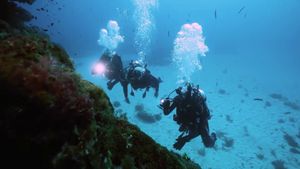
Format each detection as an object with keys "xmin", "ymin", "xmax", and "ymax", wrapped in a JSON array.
[{"xmin": 159, "ymin": 98, "xmax": 171, "ymax": 110}]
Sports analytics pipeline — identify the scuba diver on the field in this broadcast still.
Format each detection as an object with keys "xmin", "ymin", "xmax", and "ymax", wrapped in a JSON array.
[
  {"xmin": 159, "ymin": 83, "xmax": 216, "ymax": 150},
  {"xmin": 92, "ymin": 52, "xmax": 162, "ymax": 104},
  {"xmin": 92, "ymin": 50, "xmax": 130, "ymax": 103},
  {"xmin": 125, "ymin": 60, "xmax": 162, "ymax": 100}
]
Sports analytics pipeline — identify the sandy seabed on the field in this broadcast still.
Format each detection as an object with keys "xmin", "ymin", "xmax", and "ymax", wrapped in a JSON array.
[{"xmin": 75, "ymin": 53, "xmax": 300, "ymax": 169}]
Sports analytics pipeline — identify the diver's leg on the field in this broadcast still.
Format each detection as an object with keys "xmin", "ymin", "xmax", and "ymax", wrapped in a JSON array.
[
  {"xmin": 142, "ymin": 87, "xmax": 149, "ymax": 98},
  {"xmin": 154, "ymin": 90, "xmax": 159, "ymax": 97},
  {"xmin": 121, "ymin": 82, "xmax": 130, "ymax": 104},
  {"xmin": 154, "ymin": 83, "xmax": 159, "ymax": 97},
  {"xmin": 173, "ymin": 128, "xmax": 200, "ymax": 150},
  {"xmin": 130, "ymin": 86, "xmax": 135, "ymax": 96},
  {"xmin": 199, "ymin": 120, "xmax": 216, "ymax": 147}
]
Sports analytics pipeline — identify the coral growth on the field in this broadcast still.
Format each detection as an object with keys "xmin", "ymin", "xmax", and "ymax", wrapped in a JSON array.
[
  {"xmin": 269, "ymin": 93, "xmax": 300, "ymax": 111},
  {"xmin": 223, "ymin": 137, "xmax": 234, "ymax": 149},
  {"xmin": 283, "ymin": 133, "xmax": 299, "ymax": 148},
  {"xmin": 113, "ymin": 101, "xmax": 121, "ymax": 108},
  {"xmin": 271, "ymin": 160, "xmax": 287, "ymax": 169},
  {"xmin": 215, "ymin": 130, "xmax": 234, "ymax": 150},
  {"xmin": 197, "ymin": 148, "xmax": 206, "ymax": 156},
  {"xmin": 290, "ymin": 148, "xmax": 300, "ymax": 154},
  {"xmin": 255, "ymin": 153, "xmax": 264, "ymax": 160},
  {"xmin": 135, "ymin": 104, "xmax": 162, "ymax": 123},
  {"xmin": 218, "ymin": 89, "xmax": 227, "ymax": 95},
  {"xmin": 270, "ymin": 93, "xmax": 286, "ymax": 101}
]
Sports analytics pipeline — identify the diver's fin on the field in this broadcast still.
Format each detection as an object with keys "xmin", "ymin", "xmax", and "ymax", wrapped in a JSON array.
[{"xmin": 158, "ymin": 77, "xmax": 163, "ymax": 83}]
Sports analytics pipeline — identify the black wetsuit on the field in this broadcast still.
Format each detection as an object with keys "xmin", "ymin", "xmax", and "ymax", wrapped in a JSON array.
[
  {"xmin": 99, "ymin": 53, "xmax": 129, "ymax": 101},
  {"xmin": 162, "ymin": 86, "xmax": 216, "ymax": 150},
  {"xmin": 125, "ymin": 62, "xmax": 161, "ymax": 99}
]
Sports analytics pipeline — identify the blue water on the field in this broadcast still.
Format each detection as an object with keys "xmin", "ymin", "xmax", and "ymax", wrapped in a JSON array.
[{"xmin": 23, "ymin": 0, "xmax": 300, "ymax": 168}]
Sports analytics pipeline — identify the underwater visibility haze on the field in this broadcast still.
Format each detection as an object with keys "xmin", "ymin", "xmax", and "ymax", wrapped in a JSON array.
[{"xmin": 1, "ymin": 0, "xmax": 300, "ymax": 168}]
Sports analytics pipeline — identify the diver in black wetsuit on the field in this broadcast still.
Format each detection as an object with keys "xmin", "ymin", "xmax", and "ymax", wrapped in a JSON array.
[
  {"xmin": 159, "ymin": 83, "xmax": 216, "ymax": 150},
  {"xmin": 125, "ymin": 60, "xmax": 162, "ymax": 101},
  {"xmin": 92, "ymin": 50, "xmax": 130, "ymax": 102}
]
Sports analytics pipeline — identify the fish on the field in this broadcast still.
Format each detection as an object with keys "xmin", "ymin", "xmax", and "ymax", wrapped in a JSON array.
[
  {"xmin": 253, "ymin": 98, "xmax": 263, "ymax": 101},
  {"xmin": 214, "ymin": 9, "xmax": 217, "ymax": 19},
  {"xmin": 238, "ymin": 6, "xmax": 245, "ymax": 14},
  {"xmin": 167, "ymin": 31, "xmax": 170, "ymax": 37}
]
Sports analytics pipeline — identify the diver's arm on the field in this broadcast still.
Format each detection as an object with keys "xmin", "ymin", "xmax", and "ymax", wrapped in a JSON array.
[
  {"xmin": 164, "ymin": 102, "xmax": 176, "ymax": 115},
  {"xmin": 163, "ymin": 108, "xmax": 171, "ymax": 115},
  {"xmin": 163, "ymin": 96, "xmax": 178, "ymax": 115},
  {"xmin": 203, "ymin": 101, "xmax": 211, "ymax": 119}
]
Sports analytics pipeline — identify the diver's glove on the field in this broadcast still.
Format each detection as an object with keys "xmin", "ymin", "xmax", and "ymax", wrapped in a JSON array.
[{"xmin": 173, "ymin": 135, "xmax": 187, "ymax": 150}]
